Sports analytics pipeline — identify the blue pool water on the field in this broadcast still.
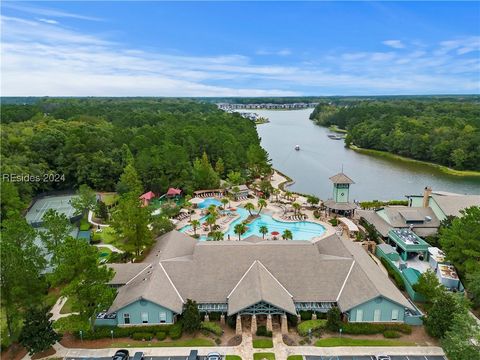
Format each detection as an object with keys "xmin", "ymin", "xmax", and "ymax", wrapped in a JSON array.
[
  {"xmin": 198, "ymin": 198, "xmax": 222, "ymax": 209},
  {"xmin": 181, "ymin": 199, "xmax": 325, "ymax": 241}
]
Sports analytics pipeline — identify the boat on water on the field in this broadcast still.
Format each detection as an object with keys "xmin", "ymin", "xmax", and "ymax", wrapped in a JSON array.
[
  {"xmin": 328, "ymin": 134, "xmax": 343, "ymax": 140},
  {"xmin": 295, "ymin": 145, "xmax": 300, "ymax": 151}
]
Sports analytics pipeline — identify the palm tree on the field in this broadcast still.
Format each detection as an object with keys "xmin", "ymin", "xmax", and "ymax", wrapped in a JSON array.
[
  {"xmin": 259, "ymin": 225, "xmax": 269, "ymax": 239},
  {"xmin": 221, "ymin": 197, "xmax": 229, "ymax": 210},
  {"xmin": 257, "ymin": 199, "xmax": 267, "ymax": 215},
  {"xmin": 206, "ymin": 214, "xmax": 217, "ymax": 232},
  {"xmin": 285, "ymin": 191, "xmax": 292, "ymax": 201},
  {"xmin": 272, "ymin": 188, "xmax": 280, "ymax": 202},
  {"xmin": 282, "ymin": 229, "xmax": 293, "ymax": 240},
  {"xmin": 211, "ymin": 231, "xmax": 224, "ymax": 241},
  {"xmin": 292, "ymin": 202, "xmax": 301, "ymax": 216},
  {"xmin": 232, "ymin": 186, "xmax": 240, "ymax": 200},
  {"xmin": 190, "ymin": 219, "xmax": 200, "ymax": 235},
  {"xmin": 234, "ymin": 223, "xmax": 247, "ymax": 241},
  {"xmin": 207, "ymin": 204, "xmax": 218, "ymax": 217},
  {"xmin": 184, "ymin": 200, "xmax": 193, "ymax": 220},
  {"xmin": 244, "ymin": 202, "xmax": 255, "ymax": 216}
]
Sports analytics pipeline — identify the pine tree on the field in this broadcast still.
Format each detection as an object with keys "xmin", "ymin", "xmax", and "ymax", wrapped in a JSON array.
[{"xmin": 19, "ymin": 307, "xmax": 61, "ymax": 355}]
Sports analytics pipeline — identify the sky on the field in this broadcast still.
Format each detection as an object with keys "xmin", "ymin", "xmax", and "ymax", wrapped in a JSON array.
[{"xmin": 1, "ymin": 1, "xmax": 480, "ymax": 96}]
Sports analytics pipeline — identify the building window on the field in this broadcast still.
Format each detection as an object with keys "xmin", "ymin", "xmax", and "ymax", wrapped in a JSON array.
[
  {"xmin": 159, "ymin": 311, "xmax": 167, "ymax": 323},
  {"xmin": 356, "ymin": 309, "xmax": 363, "ymax": 322},
  {"xmin": 374, "ymin": 309, "xmax": 381, "ymax": 322},
  {"xmin": 123, "ymin": 313, "xmax": 130, "ymax": 324},
  {"xmin": 141, "ymin": 312, "xmax": 149, "ymax": 324},
  {"xmin": 391, "ymin": 309, "xmax": 399, "ymax": 321}
]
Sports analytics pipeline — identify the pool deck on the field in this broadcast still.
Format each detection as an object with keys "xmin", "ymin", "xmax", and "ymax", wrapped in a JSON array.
[{"xmin": 176, "ymin": 195, "xmax": 336, "ymax": 242}]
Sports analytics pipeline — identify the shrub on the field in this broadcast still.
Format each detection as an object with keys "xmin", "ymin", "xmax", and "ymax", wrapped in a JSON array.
[
  {"xmin": 131, "ymin": 332, "xmax": 153, "ymax": 341},
  {"xmin": 329, "ymin": 218, "xmax": 338, "ymax": 226},
  {"xmin": 72, "ymin": 324, "xmax": 173, "ymax": 340},
  {"xmin": 226, "ymin": 315, "xmax": 236, "ymax": 329},
  {"xmin": 383, "ymin": 330, "xmax": 401, "ymax": 338},
  {"xmin": 201, "ymin": 321, "xmax": 223, "ymax": 336},
  {"xmin": 299, "ymin": 311, "xmax": 312, "ymax": 321},
  {"xmin": 156, "ymin": 331, "xmax": 167, "ymax": 341},
  {"xmin": 256, "ymin": 325, "xmax": 272, "ymax": 337},
  {"xmin": 169, "ymin": 322, "xmax": 183, "ymax": 340},
  {"xmin": 287, "ymin": 313, "xmax": 298, "ymax": 327},
  {"xmin": 326, "ymin": 307, "xmax": 342, "ymax": 332},
  {"xmin": 380, "ymin": 258, "xmax": 405, "ymax": 291},
  {"xmin": 208, "ymin": 312, "xmax": 221, "ymax": 321},
  {"xmin": 342, "ymin": 323, "xmax": 411, "ymax": 335},
  {"xmin": 215, "ymin": 338, "xmax": 221, "ymax": 345},
  {"xmin": 297, "ymin": 320, "xmax": 327, "ymax": 336}
]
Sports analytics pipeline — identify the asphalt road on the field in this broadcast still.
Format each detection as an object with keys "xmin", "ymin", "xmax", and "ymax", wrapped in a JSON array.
[{"xmin": 66, "ymin": 357, "xmax": 208, "ymax": 360}]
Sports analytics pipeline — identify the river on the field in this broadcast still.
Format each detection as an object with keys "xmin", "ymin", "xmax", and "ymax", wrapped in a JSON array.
[{"xmin": 251, "ymin": 109, "xmax": 480, "ymax": 201}]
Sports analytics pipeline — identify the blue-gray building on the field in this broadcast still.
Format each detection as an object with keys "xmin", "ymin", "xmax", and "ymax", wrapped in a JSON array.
[{"xmin": 96, "ymin": 231, "xmax": 422, "ymax": 330}]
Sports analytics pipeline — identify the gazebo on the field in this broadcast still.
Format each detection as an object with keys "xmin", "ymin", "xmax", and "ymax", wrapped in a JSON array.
[
  {"xmin": 139, "ymin": 191, "xmax": 156, "ymax": 207},
  {"xmin": 166, "ymin": 187, "xmax": 182, "ymax": 198},
  {"xmin": 323, "ymin": 172, "xmax": 357, "ymax": 217}
]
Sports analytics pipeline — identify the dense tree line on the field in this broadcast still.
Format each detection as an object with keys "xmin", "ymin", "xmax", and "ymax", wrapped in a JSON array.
[
  {"xmin": 310, "ymin": 99, "xmax": 480, "ymax": 171},
  {"xmin": 1, "ymin": 98, "xmax": 269, "ymax": 211}
]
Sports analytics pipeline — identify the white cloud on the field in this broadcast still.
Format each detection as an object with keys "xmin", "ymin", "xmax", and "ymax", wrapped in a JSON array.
[
  {"xmin": 1, "ymin": 14, "xmax": 478, "ymax": 96},
  {"xmin": 2, "ymin": 2, "xmax": 102, "ymax": 21},
  {"xmin": 256, "ymin": 48, "xmax": 292, "ymax": 56},
  {"xmin": 37, "ymin": 18, "xmax": 59, "ymax": 25},
  {"xmin": 382, "ymin": 40, "xmax": 405, "ymax": 49}
]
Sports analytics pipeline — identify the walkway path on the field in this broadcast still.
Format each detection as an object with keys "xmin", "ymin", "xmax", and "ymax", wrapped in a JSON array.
[
  {"xmin": 49, "ymin": 297, "xmax": 78, "ymax": 321},
  {"xmin": 93, "ymin": 243, "xmax": 124, "ymax": 253},
  {"xmin": 87, "ymin": 210, "xmax": 110, "ymax": 228}
]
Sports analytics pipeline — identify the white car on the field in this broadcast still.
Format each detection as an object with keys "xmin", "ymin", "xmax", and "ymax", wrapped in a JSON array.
[
  {"xmin": 206, "ymin": 352, "xmax": 222, "ymax": 360},
  {"xmin": 375, "ymin": 355, "xmax": 391, "ymax": 360}
]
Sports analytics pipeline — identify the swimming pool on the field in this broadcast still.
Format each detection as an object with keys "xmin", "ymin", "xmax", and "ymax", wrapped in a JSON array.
[
  {"xmin": 181, "ymin": 199, "xmax": 325, "ymax": 240},
  {"xmin": 198, "ymin": 198, "xmax": 222, "ymax": 209}
]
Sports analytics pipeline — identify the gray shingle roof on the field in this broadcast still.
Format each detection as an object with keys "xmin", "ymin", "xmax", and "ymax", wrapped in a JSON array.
[
  {"xmin": 329, "ymin": 172, "xmax": 355, "ymax": 184},
  {"xmin": 227, "ymin": 260, "xmax": 296, "ymax": 315},
  {"xmin": 108, "ymin": 263, "xmax": 151, "ymax": 285},
  {"xmin": 108, "ymin": 230, "xmax": 414, "ymax": 314},
  {"xmin": 432, "ymin": 194, "xmax": 480, "ymax": 217}
]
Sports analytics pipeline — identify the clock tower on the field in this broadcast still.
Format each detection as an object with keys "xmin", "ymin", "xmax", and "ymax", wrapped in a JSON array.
[{"xmin": 324, "ymin": 172, "xmax": 357, "ymax": 216}]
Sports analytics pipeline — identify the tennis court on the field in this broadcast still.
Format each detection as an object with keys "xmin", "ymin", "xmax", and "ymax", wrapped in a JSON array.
[{"xmin": 25, "ymin": 194, "xmax": 78, "ymax": 226}]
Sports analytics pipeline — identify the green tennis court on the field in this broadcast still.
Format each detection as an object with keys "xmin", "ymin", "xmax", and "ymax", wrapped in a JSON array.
[{"xmin": 25, "ymin": 195, "xmax": 78, "ymax": 226}]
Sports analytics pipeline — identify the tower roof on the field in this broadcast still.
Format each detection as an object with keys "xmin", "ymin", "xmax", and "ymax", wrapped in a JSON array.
[{"xmin": 329, "ymin": 172, "xmax": 354, "ymax": 184}]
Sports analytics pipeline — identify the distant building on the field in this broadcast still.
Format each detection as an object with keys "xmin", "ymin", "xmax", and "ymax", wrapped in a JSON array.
[
  {"xmin": 139, "ymin": 191, "xmax": 156, "ymax": 207},
  {"xmin": 323, "ymin": 172, "xmax": 357, "ymax": 216},
  {"xmin": 407, "ymin": 187, "xmax": 480, "ymax": 221}
]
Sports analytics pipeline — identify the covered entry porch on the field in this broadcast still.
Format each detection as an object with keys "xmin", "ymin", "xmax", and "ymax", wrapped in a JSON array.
[{"xmin": 234, "ymin": 301, "xmax": 290, "ymax": 335}]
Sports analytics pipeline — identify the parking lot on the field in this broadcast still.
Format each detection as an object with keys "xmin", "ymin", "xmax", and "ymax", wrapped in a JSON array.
[
  {"xmin": 66, "ymin": 357, "xmax": 210, "ymax": 360},
  {"xmin": 305, "ymin": 356, "xmax": 446, "ymax": 360}
]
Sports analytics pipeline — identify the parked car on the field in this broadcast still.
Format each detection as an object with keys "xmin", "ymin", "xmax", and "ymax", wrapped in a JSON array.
[
  {"xmin": 375, "ymin": 356, "xmax": 391, "ymax": 360},
  {"xmin": 132, "ymin": 352, "xmax": 144, "ymax": 360},
  {"xmin": 188, "ymin": 350, "xmax": 198, "ymax": 360},
  {"xmin": 112, "ymin": 349, "xmax": 129, "ymax": 360},
  {"xmin": 206, "ymin": 352, "xmax": 222, "ymax": 360}
]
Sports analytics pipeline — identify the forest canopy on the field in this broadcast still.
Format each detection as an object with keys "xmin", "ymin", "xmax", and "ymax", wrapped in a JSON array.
[
  {"xmin": 1, "ymin": 98, "xmax": 270, "ymax": 209},
  {"xmin": 310, "ymin": 99, "xmax": 480, "ymax": 171}
]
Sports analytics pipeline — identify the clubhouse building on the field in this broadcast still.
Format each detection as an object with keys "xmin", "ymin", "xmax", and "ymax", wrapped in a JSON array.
[{"xmin": 96, "ymin": 230, "xmax": 422, "ymax": 331}]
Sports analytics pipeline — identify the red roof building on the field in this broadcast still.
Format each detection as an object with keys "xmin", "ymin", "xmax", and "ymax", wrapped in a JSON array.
[
  {"xmin": 166, "ymin": 188, "xmax": 182, "ymax": 197},
  {"xmin": 139, "ymin": 191, "xmax": 156, "ymax": 207}
]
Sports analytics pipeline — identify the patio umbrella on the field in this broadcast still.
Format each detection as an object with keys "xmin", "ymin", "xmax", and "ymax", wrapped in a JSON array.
[{"xmin": 271, "ymin": 231, "xmax": 280, "ymax": 236}]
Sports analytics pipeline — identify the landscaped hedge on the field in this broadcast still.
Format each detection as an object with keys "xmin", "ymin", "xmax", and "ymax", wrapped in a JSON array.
[
  {"xmin": 156, "ymin": 331, "xmax": 167, "ymax": 340},
  {"xmin": 380, "ymin": 257, "xmax": 405, "ymax": 291},
  {"xmin": 131, "ymin": 332, "xmax": 154, "ymax": 341},
  {"xmin": 207, "ymin": 312, "xmax": 222, "ymax": 321},
  {"xmin": 299, "ymin": 310, "xmax": 313, "ymax": 321},
  {"xmin": 69, "ymin": 323, "xmax": 174, "ymax": 340},
  {"xmin": 297, "ymin": 319, "xmax": 327, "ymax": 336},
  {"xmin": 256, "ymin": 325, "xmax": 272, "ymax": 337},
  {"xmin": 341, "ymin": 322, "xmax": 411, "ymax": 335},
  {"xmin": 168, "ymin": 322, "xmax": 183, "ymax": 340},
  {"xmin": 201, "ymin": 321, "xmax": 223, "ymax": 336},
  {"xmin": 383, "ymin": 330, "xmax": 401, "ymax": 338}
]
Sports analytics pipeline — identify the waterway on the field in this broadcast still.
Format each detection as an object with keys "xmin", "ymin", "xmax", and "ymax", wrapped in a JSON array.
[{"xmin": 252, "ymin": 109, "xmax": 480, "ymax": 201}]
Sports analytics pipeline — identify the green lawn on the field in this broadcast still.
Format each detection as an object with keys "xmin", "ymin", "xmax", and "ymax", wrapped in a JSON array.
[
  {"xmin": 253, "ymin": 338, "xmax": 274, "ymax": 348},
  {"xmin": 315, "ymin": 337, "xmax": 415, "ymax": 347},
  {"xmin": 102, "ymin": 193, "xmax": 119, "ymax": 206},
  {"xmin": 60, "ymin": 297, "xmax": 76, "ymax": 314},
  {"xmin": 112, "ymin": 338, "xmax": 215, "ymax": 347},
  {"xmin": 226, "ymin": 356, "xmax": 242, "ymax": 360},
  {"xmin": 297, "ymin": 319, "xmax": 327, "ymax": 336},
  {"xmin": 287, "ymin": 356, "xmax": 303, "ymax": 360},
  {"xmin": 95, "ymin": 227, "xmax": 122, "ymax": 249},
  {"xmin": 253, "ymin": 353, "xmax": 275, "ymax": 360},
  {"xmin": 97, "ymin": 246, "xmax": 113, "ymax": 258}
]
